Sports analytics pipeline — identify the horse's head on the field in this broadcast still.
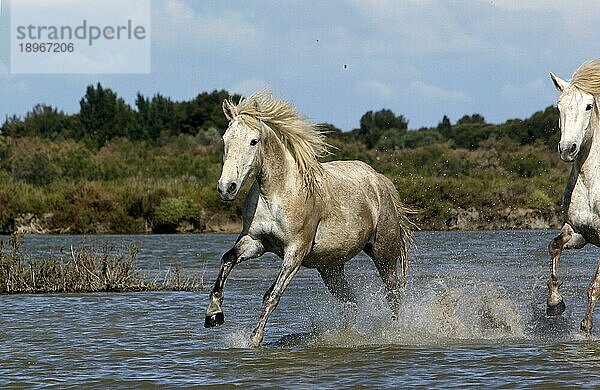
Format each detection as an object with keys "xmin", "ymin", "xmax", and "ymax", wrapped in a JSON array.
[
  {"xmin": 217, "ymin": 100, "xmax": 262, "ymax": 201},
  {"xmin": 551, "ymin": 72, "xmax": 595, "ymax": 162}
]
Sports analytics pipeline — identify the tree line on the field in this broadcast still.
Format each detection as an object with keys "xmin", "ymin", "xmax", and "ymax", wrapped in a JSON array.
[
  {"xmin": 1, "ymin": 83, "xmax": 559, "ymax": 152},
  {"xmin": 335, "ymin": 105, "xmax": 558, "ymax": 151},
  {"xmin": 1, "ymin": 84, "xmax": 239, "ymax": 148}
]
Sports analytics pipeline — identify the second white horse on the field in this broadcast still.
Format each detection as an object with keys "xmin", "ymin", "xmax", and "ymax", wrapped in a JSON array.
[{"xmin": 547, "ymin": 59, "xmax": 600, "ymax": 334}]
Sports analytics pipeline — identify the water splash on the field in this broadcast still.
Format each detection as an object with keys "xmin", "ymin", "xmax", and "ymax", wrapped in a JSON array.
[
  {"xmin": 283, "ymin": 276, "xmax": 546, "ymax": 348},
  {"xmin": 222, "ymin": 329, "xmax": 252, "ymax": 348},
  {"xmin": 353, "ymin": 277, "xmax": 526, "ymax": 345},
  {"xmin": 218, "ymin": 263, "xmax": 588, "ymax": 349}
]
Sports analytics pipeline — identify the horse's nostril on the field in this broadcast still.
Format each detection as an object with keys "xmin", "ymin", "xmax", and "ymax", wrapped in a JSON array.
[
  {"xmin": 570, "ymin": 143, "xmax": 577, "ymax": 154},
  {"xmin": 227, "ymin": 182, "xmax": 237, "ymax": 194}
]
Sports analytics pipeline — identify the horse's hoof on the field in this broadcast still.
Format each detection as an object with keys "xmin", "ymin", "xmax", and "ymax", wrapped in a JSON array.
[
  {"xmin": 204, "ymin": 312, "xmax": 224, "ymax": 327},
  {"xmin": 546, "ymin": 300, "xmax": 566, "ymax": 316},
  {"xmin": 580, "ymin": 320, "xmax": 593, "ymax": 335}
]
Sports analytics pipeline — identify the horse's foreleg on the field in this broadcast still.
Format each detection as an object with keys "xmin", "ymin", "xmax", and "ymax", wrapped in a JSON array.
[
  {"xmin": 249, "ymin": 248, "xmax": 303, "ymax": 347},
  {"xmin": 205, "ymin": 235, "xmax": 264, "ymax": 328},
  {"xmin": 581, "ymin": 257, "xmax": 600, "ymax": 334},
  {"xmin": 262, "ymin": 281, "xmax": 276, "ymax": 307},
  {"xmin": 547, "ymin": 225, "xmax": 573, "ymax": 316},
  {"xmin": 204, "ymin": 248, "xmax": 236, "ymax": 327}
]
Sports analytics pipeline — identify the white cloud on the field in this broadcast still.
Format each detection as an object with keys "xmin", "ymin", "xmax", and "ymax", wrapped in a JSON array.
[
  {"xmin": 229, "ymin": 78, "xmax": 269, "ymax": 97},
  {"xmin": 153, "ymin": 0, "xmax": 261, "ymax": 51},
  {"xmin": 356, "ymin": 80, "xmax": 394, "ymax": 99},
  {"xmin": 485, "ymin": 0, "xmax": 566, "ymax": 11},
  {"xmin": 348, "ymin": 0, "xmax": 487, "ymax": 56},
  {"xmin": 410, "ymin": 81, "xmax": 468, "ymax": 102},
  {"xmin": 560, "ymin": 3, "xmax": 600, "ymax": 39},
  {"xmin": 474, "ymin": 0, "xmax": 600, "ymax": 43},
  {"xmin": 500, "ymin": 78, "xmax": 553, "ymax": 102},
  {"xmin": 11, "ymin": 0, "xmax": 87, "ymax": 7}
]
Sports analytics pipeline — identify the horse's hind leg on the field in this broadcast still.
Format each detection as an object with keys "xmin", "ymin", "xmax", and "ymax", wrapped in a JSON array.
[
  {"xmin": 205, "ymin": 235, "xmax": 264, "ymax": 327},
  {"xmin": 581, "ymin": 257, "xmax": 600, "ymax": 334},
  {"xmin": 317, "ymin": 265, "xmax": 357, "ymax": 323},
  {"xmin": 364, "ymin": 243, "xmax": 403, "ymax": 319}
]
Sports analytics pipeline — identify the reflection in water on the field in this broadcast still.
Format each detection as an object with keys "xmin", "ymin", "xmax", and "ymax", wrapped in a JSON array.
[{"xmin": 2, "ymin": 231, "xmax": 600, "ymax": 387}]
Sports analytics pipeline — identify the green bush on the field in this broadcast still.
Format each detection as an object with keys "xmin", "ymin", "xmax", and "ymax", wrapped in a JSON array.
[
  {"xmin": 153, "ymin": 197, "xmax": 190, "ymax": 232},
  {"xmin": 526, "ymin": 189, "xmax": 553, "ymax": 210}
]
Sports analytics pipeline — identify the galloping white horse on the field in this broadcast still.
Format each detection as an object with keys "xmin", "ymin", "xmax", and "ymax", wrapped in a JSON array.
[
  {"xmin": 204, "ymin": 90, "xmax": 414, "ymax": 346},
  {"xmin": 547, "ymin": 59, "xmax": 600, "ymax": 333}
]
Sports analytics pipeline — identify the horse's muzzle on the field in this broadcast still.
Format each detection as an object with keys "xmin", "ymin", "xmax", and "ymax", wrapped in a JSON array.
[
  {"xmin": 559, "ymin": 142, "xmax": 578, "ymax": 162},
  {"xmin": 217, "ymin": 180, "xmax": 239, "ymax": 201}
]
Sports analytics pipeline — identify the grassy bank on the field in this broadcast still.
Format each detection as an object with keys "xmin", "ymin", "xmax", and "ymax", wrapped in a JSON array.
[
  {"xmin": 0, "ymin": 135, "xmax": 242, "ymax": 234},
  {"xmin": 0, "ymin": 134, "xmax": 568, "ymax": 234}
]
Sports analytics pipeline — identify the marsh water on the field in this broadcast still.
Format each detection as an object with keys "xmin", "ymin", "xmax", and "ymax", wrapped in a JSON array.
[{"xmin": 3, "ymin": 231, "xmax": 600, "ymax": 387}]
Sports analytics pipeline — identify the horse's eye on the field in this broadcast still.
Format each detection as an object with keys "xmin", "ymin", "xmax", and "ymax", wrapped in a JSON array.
[
  {"xmin": 586, "ymin": 104, "xmax": 593, "ymax": 111},
  {"xmin": 250, "ymin": 139, "xmax": 259, "ymax": 146}
]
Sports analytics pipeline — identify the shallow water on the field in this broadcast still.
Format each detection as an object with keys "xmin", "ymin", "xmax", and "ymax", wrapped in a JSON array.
[{"xmin": 3, "ymin": 231, "xmax": 600, "ymax": 387}]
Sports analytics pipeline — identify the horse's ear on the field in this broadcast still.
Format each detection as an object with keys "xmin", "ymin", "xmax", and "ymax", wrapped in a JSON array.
[
  {"xmin": 222, "ymin": 99, "xmax": 236, "ymax": 120},
  {"xmin": 550, "ymin": 72, "xmax": 568, "ymax": 92}
]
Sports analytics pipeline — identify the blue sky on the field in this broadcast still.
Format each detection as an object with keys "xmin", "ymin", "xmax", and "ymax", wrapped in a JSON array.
[{"xmin": 1, "ymin": 0, "xmax": 600, "ymax": 131}]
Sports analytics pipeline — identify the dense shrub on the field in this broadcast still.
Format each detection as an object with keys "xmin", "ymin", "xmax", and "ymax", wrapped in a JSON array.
[{"xmin": 0, "ymin": 84, "xmax": 568, "ymax": 232}]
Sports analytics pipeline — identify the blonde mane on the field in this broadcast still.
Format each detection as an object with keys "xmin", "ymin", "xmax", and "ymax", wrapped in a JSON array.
[
  {"xmin": 572, "ymin": 59, "xmax": 600, "ymax": 97},
  {"xmin": 223, "ymin": 90, "xmax": 330, "ymax": 193}
]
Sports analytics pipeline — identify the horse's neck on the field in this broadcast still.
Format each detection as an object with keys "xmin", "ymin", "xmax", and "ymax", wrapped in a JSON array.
[
  {"xmin": 576, "ymin": 108, "xmax": 600, "ymax": 187},
  {"xmin": 256, "ymin": 137, "xmax": 298, "ymax": 197}
]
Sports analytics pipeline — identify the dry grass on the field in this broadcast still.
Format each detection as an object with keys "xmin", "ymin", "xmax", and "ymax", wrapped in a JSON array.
[{"xmin": 0, "ymin": 235, "xmax": 204, "ymax": 294}]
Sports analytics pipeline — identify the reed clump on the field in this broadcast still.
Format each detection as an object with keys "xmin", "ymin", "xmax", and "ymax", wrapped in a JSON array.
[{"xmin": 0, "ymin": 235, "xmax": 203, "ymax": 294}]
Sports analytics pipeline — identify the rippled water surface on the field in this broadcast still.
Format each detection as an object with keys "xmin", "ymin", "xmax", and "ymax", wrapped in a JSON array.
[{"xmin": 3, "ymin": 231, "xmax": 600, "ymax": 387}]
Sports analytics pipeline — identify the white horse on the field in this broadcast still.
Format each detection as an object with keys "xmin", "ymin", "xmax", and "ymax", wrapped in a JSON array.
[
  {"xmin": 204, "ymin": 90, "xmax": 414, "ymax": 346},
  {"xmin": 547, "ymin": 59, "xmax": 600, "ymax": 333}
]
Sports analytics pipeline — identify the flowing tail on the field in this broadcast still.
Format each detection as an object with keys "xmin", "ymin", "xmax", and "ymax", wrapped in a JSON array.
[{"xmin": 383, "ymin": 178, "xmax": 418, "ymax": 287}]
